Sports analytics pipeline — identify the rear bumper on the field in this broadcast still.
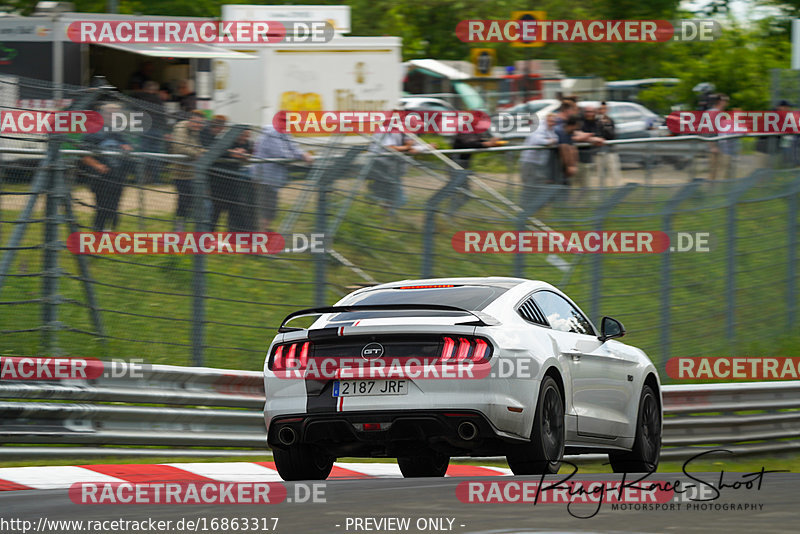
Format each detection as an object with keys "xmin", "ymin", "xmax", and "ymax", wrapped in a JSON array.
[{"xmin": 267, "ymin": 410, "xmax": 527, "ymax": 458}]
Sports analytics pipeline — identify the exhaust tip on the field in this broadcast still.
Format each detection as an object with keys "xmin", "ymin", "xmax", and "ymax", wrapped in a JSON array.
[
  {"xmin": 277, "ymin": 426, "xmax": 298, "ymax": 446},
  {"xmin": 457, "ymin": 421, "xmax": 478, "ymax": 441}
]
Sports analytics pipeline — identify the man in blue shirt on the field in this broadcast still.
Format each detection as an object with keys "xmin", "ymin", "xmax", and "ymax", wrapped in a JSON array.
[{"xmin": 251, "ymin": 125, "xmax": 312, "ymax": 232}]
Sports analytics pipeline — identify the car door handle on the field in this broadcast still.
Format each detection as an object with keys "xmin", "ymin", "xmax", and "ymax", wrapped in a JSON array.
[{"xmin": 562, "ymin": 350, "xmax": 583, "ymax": 361}]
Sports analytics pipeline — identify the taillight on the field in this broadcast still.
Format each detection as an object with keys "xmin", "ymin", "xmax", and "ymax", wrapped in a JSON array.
[
  {"xmin": 440, "ymin": 336, "xmax": 491, "ymax": 364},
  {"xmin": 270, "ymin": 341, "xmax": 312, "ymax": 371}
]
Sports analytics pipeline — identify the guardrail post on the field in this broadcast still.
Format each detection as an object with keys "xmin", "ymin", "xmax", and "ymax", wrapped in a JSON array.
[
  {"xmin": 191, "ymin": 125, "xmax": 246, "ymax": 367},
  {"xmin": 590, "ymin": 183, "xmax": 637, "ymax": 324},
  {"xmin": 514, "ymin": 186, "xmax": 559, "ymax": 278},
  {"xmin": 660, "ymin": 180, "xmax": 703, "ymax": 368},
  {"xmin": 421, "ymin": 168, "xmax": 469, "ymax": 278}
]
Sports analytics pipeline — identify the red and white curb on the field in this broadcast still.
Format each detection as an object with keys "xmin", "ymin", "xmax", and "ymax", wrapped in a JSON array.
[{"xmin": 0, "ymin": 462, "xmax": 512, "ymax": 491}]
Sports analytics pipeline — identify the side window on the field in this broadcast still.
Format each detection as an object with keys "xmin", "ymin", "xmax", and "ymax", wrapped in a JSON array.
[
  {"xmin": 531, "ymin": 291, "xmax": 594, "ymax": 335},
  {"xmin": 617, "ymin": 104, "xmax": 641, "ymax": 122},
  {"xmin": 517, "ymin": 297, "xmax": 548, "ymax": 326}
]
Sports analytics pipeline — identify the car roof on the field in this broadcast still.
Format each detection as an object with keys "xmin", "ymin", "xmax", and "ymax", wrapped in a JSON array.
[{"xmin": 579, "ymin": 100, "xmax": 655, "ymax": 112}]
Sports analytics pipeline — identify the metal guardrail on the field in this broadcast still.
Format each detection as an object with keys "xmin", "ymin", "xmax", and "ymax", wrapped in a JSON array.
[{"xmin": 1, "ymin": 361, "xmax": 798, "ymax": 460}]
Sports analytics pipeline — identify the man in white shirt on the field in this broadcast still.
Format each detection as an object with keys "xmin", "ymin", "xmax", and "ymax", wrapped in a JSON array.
[{"xmin": 519, "ymin": 113, "xmax": 558, "ymax": 208}]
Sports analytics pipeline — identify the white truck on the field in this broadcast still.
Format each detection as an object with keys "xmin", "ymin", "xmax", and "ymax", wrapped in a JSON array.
[{"xmin": 213, "ymin": 5, "xmax": 402, "ymax": 127}]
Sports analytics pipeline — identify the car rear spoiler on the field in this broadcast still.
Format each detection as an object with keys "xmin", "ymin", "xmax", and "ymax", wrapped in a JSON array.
[{"xmin": 278, "ymin": 304, "xmax": 500, "ymax": 333}]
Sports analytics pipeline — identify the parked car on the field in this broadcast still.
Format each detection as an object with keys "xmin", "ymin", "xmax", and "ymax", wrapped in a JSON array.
[{"xmin": 398, "ymin": 96, "xmax": 458, "ymax": 113}]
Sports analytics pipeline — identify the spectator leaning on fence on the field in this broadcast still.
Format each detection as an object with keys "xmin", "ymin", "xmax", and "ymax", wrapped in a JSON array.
[
  {"xmin": 170, "ymin": 110, "xmax": 207, "ymax": 231},
  {"xmin": 554, "ymin": 115, "xmax": 581, "ymax": 183},
  {"xmin": 709, "ymin": 94, "xmax": 736, "ymax": 180},
  {"xmin": 595, "ymin": 101, "xmax": 622, "ymax": 186},
  {"xmin": 555, "ymin": 97, "xmax": 578, "ymax": 126},
  {"xmin": 368, "ymin": 117, "xmax": 417, "ymax": 216},
  {"xmin": 79, "ymin": 103, "xmax": 133, "ymax": 232},
  {"xmin": 519, "ymin": 113, "xmax": 558, "ymax": 208},
  {"xmin": 576, "ymin": 105, "xmax": 610, "ymax": 188},
  {"xmin": 210, "ymin": 128, "xmax": 254, "ymax": 232},
  {"xmin": 251, "ymin": 124, "xmax": 312, "ymax": 232},
  {"xmin": 448, "ymin": 120, "xmax": 503, "ymax": 212}
]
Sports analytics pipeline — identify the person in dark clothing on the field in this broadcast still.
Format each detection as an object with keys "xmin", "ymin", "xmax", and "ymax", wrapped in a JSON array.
[
  {"xmin": 594, "ymin": 102, "xmax": 621, "ymax": 186},
  {"xmin": 128, "ymin": 61, "xmax": 155, "ymax": 91},
  {"xmin": 451, "ymin": 129, "xmax": 503, "ymax": 169},
  {"xmin": 133, "ymin": 81, "xmax": 168, "ymax": 184},
  {"xmin": 176, "ymin": 79, "xmax": 197, "ymax": 114},
  {"xmin": 210, "ymin": 129, "xmax": 254, "ymax": 231},
  {"xmin": 756, "ymin": 100, "xmax": 794, "ymax": 168},
  {"xmin": 80, "ymin": 104, "xmax": 133, "ymax": 231},
  {"xmin": 201, "ymin": 115, "xmax": 227, "ymax": 147},
  {"xmin": 449, "ymin": 124, "xmax": 503, "ymax": 210}
]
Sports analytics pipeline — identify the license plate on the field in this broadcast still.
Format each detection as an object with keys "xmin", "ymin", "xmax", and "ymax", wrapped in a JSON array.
[{"xmin": 332, "ymin": 380, "xmax": 408, "ymax": 397}]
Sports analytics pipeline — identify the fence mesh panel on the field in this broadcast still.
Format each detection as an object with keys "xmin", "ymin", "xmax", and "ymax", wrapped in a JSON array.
[{"xmin": 1, "ymin": 76, "xmax": 798, "ymax": 377}]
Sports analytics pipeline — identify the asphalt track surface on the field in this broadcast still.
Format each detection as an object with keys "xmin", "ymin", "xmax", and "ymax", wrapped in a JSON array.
[{"xmin": 0, "ymin": 472, "xmax": 795, "ymax": 534}]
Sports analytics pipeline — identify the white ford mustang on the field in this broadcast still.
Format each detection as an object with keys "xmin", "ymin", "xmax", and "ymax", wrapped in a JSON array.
[{"xmin": 263, "ymin": 277, "xmax": 662, "ymax": 480}]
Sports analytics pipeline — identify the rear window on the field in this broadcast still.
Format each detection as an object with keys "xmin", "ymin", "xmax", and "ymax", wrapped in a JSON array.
[
  {"xmin": 323, "ymin": 285, "xmax": 507, "ymax": 324},
  {"xmin": 344, "ymin": 285, "xmax": 506, "ymax": 310}
]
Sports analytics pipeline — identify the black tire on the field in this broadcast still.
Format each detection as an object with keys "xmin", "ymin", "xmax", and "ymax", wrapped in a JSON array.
[
  {"xmin": 397, "ymin": 453, "xmax": 450, "ymax": 477},
  {"xmin": 506, "ymin": 375, "xmax": 565, "ymax": 475},
  {"xmin": 273, "ymin": 444, "xmax": 334, "ymax": 481},
  {"xmin": 609, "ymin": 384, "xmax": 661, "ymax": 473}
]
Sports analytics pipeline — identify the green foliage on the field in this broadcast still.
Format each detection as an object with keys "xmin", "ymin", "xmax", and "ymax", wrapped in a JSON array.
[{"xmin": 654, "ymin": 18, "xmax": 791, "ymax": 109}]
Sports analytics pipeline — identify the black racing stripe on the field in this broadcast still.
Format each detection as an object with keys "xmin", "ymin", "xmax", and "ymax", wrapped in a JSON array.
[{"xmin": 306, "ymin": 380, "xmax": 338, "ymax": 413}]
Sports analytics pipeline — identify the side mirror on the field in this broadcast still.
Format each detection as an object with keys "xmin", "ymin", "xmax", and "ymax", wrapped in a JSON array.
[{"xmin": 599, "ymin": 316, "xmax": 625, "ymax": 342}]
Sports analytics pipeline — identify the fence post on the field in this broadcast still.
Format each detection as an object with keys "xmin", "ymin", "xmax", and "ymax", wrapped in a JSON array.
[
  {"xmin": 136, "ymin": 157, "xmax": 146, "ymax": 231},
  {"xmin": 787, "ymin": 179, "xmax": 800, "ymax": 330},
  {"xmin": 314, "ymin": 170, "xmax": 338, "ymax": 306},
  {"xmin": 421, "ymin": 168, "xmax": 469, "ymax": 278},
  {"xmin": 660, "ymin": 180, "xmax": 702, "ymax": 368},
  {"xmin": 42, "ymin": 136, "xmax": 64, "ymax": 355},
  {"xmin": 514, "ymin": 186, "xmax": 559, "ymax": 278},
  {"xmin": 191, "ymin": 125, "xmax": 246, "ymax": 367},
  {"xmin": 725, "ymin": 171, "xmax": 764, "ymax": 341},
  {"xmin": 589, "ymin": 183, "xmax": 637, "ymax": 324}
]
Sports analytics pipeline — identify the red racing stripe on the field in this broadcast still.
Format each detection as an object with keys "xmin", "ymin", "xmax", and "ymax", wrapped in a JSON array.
[
  {"xmin": 445, "ymin": 465, "xmax": 506, "ymax": 477},
  {"xmin": 0, "ymin": 479, "xmax": 33, "ymax": 491},
  {"xmin": 254, "ymin": 461, "xmax": 278, "ymax": 471},
  {"xmin": 328, "ymin": 465, "xmax": 373, "ymax": 479},
  {"xmin": 79, "ymin": 463, "xmax": 216, "ymax": 483}
]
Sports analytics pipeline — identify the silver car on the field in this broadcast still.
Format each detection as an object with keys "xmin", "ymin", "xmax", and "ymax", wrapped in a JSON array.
[{"xmin": 263, "ymin": 277, "xmax": 662, "ymax": 480}]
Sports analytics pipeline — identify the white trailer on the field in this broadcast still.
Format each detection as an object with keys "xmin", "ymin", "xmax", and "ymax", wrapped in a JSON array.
[{"xmin": 214, "ymin": 5, "xmax": 402, "ymax": 127}]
